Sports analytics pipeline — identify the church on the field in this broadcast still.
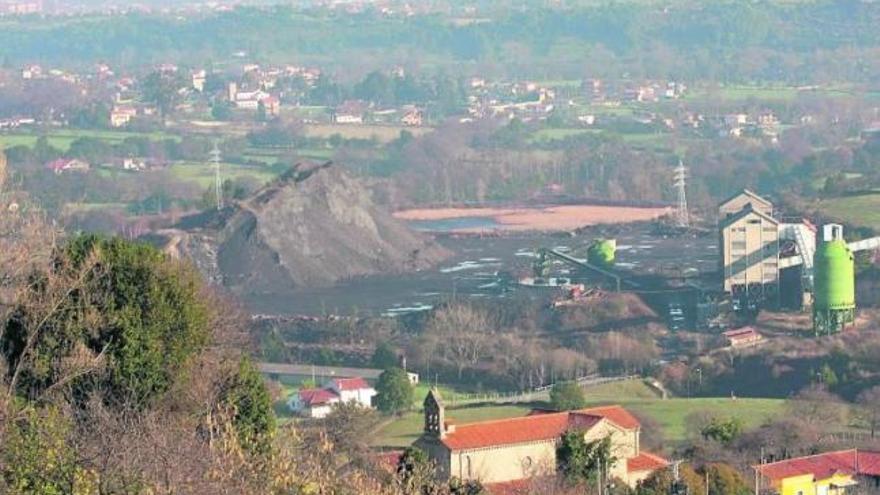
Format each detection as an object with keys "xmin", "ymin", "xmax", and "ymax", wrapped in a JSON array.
[{"xmin": 414, "ymin": 389, "xmax": 668, "ymax": 487}]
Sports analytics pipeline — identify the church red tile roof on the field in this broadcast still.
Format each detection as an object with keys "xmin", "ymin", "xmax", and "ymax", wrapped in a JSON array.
[
  {"xmin": 440, "ymin": 405, "xmax": 640, "ymax": 451},
  {"xmin": 484, "ymin": 478, "xmax": 534, "ymax": 495},
  {"xmin": 755, "ymin": 450, "xmax": 880, "ymax": 482},
  {"xmin": 581, "ymin": 405, "xmax": 641, "ymax": 430},
  {"xmin": 628, "ymin": 451, "xmax": 670, "ymax": 473}
]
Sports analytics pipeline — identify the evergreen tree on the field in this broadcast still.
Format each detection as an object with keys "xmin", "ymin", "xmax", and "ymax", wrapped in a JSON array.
[{"xmin": 375, "ymin": 367, "xmax": 413, "ymax": 415}]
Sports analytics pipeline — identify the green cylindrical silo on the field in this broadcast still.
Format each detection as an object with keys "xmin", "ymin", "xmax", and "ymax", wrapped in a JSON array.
[
  {"xmin": 813, "ymin": 236, "xmax": 855, "ymax": 334},
  {"xmin": 587, "ymin": 239, "xmax": 616, "ymax": 267}
]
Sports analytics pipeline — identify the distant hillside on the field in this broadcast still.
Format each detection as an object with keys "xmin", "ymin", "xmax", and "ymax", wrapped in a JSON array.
[
  {"xmin": 148, "ymin": 162, "xmax": 449, "ymax": 294},
  {"xmin": 2, "ymin": 2, "xmax": 879, "ymax": 82}
]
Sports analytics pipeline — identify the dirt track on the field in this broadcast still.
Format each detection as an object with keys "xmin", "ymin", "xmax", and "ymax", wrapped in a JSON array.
[{"xmin": 394, "ymin": 205, "xmax": 671, "ymax": 232}]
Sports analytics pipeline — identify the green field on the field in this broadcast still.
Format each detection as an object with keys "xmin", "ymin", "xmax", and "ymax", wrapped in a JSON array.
[
  {"xmin": 168, "ymin": 161, "xmax": 277, "ymax": 188},
  {"xmin": 683, "ymin": 84, "xmax": 875, "ymax": 102},
  {"xmin": 817, "ymin": 193, "xmax": 880, "ymax": 230},
  {"xmin": 372, "ymin": 380, "xmax": 785, "ymax": 447},
  {"xmin": 530, "ymin": 128, "xmax": 595, "ymax": 142},
  {"xmin": 242, "ymin": 146, "xmax": 336, "ymax": 164},
  {"xmin": 304, "ymin": 124, "xmax": 432, "ymax": 143},
  {"xmin": 0, "ymin": 129, "xmax": 177, "ymax": 151}
]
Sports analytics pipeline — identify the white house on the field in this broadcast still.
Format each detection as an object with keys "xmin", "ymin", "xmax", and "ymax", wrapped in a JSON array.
[
  {"xmin": 110, "ymin": 106, "xmax": 138, "ymax": 128},
  {"xmin": 326, "ymin": 377, "xmax": 377, "ymax": 408},
  {"xmin": 288, "ymin": 388, "xmax": 339, "ymax": 419},
  {"xmin": 288, "ymin": 377, "xmax": 377, "ymax": 419}
]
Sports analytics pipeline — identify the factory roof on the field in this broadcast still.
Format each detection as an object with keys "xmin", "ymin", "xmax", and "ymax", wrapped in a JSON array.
[
  {"xmin": 718, "ymin": 188, "xmax": 773, "ymax": 210},
  {"xmin": 719, "ymin": 203, "xmax": 779, "ymax": 230}
]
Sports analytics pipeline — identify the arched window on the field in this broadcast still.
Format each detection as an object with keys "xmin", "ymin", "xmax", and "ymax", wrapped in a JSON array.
[{"xmin": 466, "ymin": 456, "xmax": 473, "ymax": 478}]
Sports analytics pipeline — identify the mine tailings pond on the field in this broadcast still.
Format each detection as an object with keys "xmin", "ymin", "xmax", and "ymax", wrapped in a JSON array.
[{"xmin": 244, "ymin": 206, "xmax": 717, "ymax": 317}]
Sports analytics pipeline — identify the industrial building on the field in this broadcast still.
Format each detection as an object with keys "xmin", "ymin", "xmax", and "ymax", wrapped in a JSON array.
[
  {"xmin": 718, "ymin": 191, "xmax": 780, "ymax": 303},
  {"xmin": 718, "ymin": 189, "xmax": 774, "ymax": 218},
  {"xmin": 719, "ymin": 189, "xmax": 879, "ymax": 334}
]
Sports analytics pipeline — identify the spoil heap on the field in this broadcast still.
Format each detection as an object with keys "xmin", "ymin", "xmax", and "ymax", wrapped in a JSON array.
[{"xmin": 151, "ymin": 163, "xmax": 449, "ymax": 294}]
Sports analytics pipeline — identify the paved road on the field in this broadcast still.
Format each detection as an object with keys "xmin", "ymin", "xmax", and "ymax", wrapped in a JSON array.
[{"xmin": 258, "ymin": 362, "xmax": 383, "ymax": 379}]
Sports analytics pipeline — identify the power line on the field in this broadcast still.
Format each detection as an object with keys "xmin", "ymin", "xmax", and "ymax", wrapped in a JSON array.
[
  {"xmin": 673, "ymin": 160, "xmax": 689, "ymax": 228},
  {"xmin": 210, "ymin": 140, "xmax": 223, "ymax": 210}
]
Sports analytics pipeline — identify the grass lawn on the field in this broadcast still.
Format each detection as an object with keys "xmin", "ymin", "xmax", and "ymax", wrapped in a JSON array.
[
  {"xmin": 168, "ymin": 161, "xmax": 277, "ymax": 188},
  {"xmin": 0, "ymin": 128, "xmax": 178, "ymax": 151},
  {"xmin": 371, "ymin": 379, "xmax": 785, "ymax": 448},
  {"xmin": 304, "ymin": 124, "xmax": 432, "ymax": 144},
  {"xmin": 614, "ymin": 397, "xmax": 784, "ymax": 443},
  {"xmin": 684, "ymin": 84, "xmax": 875, "ymax": 102},
  {"xmin": 530, "ymin": 128, "xmax": 595, "ymax": 143},
  {"xmin": 816, "ymin": 193, "xmax": 880, "ymax": 230},
  {"xmin": 685, "ymin": 85, "xmax": 799, "ymax": 101}
]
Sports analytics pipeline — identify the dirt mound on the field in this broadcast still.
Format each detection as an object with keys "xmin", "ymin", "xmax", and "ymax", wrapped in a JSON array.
[{"xmin": 151, "ymin": 163, "xmax": 449, "ymax": 294}]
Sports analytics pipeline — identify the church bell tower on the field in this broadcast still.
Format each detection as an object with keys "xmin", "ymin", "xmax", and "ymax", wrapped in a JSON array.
[{"xmin": 424, "ymin": 388, "xmax": 446, "ymax": 439}]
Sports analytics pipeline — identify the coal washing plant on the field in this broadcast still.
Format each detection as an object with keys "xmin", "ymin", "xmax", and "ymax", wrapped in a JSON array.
[{"xmin": 812, "ymin": 224, "xmax": 856, "ymax": 335}]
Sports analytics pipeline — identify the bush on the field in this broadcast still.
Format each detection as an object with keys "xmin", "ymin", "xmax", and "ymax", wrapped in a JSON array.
[
  {"xmin": 550, "ymin": 381, "xmax": 586, "ymax": 411},
  {"xmin": 220, "ymin": 358, "xmax": 277, "ymax": 456},
  {"xmin": 1, "ymin": 235, "xmax": 211, "ymax": 408},
  {"xmin": 375, "ymin": 367, "xmax": 414, "ymax": 415}
]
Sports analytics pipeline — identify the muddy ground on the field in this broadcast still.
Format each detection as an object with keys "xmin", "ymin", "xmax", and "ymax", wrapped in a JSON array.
[{"xmin": 243, "ymin": 221, "xmax": 719, "ymax": 317}]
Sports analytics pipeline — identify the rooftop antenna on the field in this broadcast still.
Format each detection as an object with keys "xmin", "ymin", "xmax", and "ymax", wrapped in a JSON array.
[
  {"xmin": 674, "ymin": 160, "xmax": 689, "ymax": 228},
  {"xmin": 210, "ymin": 140, "xmax": 222, "ymax": 210}
]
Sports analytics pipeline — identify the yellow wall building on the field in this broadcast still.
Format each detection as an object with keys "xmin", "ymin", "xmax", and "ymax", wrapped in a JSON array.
[{"xmin": 755, "ymin": 450, "xmax": 880, "ymax": 495}]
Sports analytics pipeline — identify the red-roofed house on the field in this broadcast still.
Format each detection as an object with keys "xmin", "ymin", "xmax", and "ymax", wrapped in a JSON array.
[
  {"xmin": 723, "ymin": 327, "xmax": 763, "ymax": 348},
  {"xmin": 327, "ymin": 377, "xmax": 377, "ymax": 407},
  {"xmin": 754, "ymin": 449, "xmax": 880, "ymax": 495},
  {"xmin": 414, "ymin": 389, "xmax": 667, "ymax": 487},
  {"xmin": 45, "ymin": 158, "xmax": 90, "ymax": 174},
  {"xmin": 287, "ymin": 376, "xmax": 376, "ymax": 419}
]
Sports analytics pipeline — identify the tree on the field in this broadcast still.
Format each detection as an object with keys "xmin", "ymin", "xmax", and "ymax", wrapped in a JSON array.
[
  {"xmin": 1, "ymin": 406, "xmax": 84, "ymax": 495},
  {"xmin": 211, "ymin": 102, "xmax": 232, "ymax": 121},
  {"xmin": 395, "ymin": 447, "xmax": 437, "ymax": 494},
  {"xmin": 856, "ymin": 386, "xmax": 880, "ymax": 438},
  {"xmin": 256, "ymin": 100, "xmax": 267, "ymax": 122},
  {"xmin": 704, "ymin": 463, "xmax": 751, "ymax": 495},
  {"xmin": 424, "ymin": 304, "xmax": 492, "ymax": 380},
  {"xmin": 700, "ymin": 416, "xmax": 744, "ymax": 445},
  {"xmin": 0, "ymin": 148, "xmax": 6, "ymax": 190},
  {"xmin": 143, "ymin": 70, "xmax": 186, "ymax": 121},
  {"xmin": 375, "ymin": 367, "xmax": 413, "ymax": 415},
  {"xmin": 323, "ymin": 401, "xmax": 380, "ymax": 456},
  {"xmin": 638, "ymin": 462, "xmax": 705, "ymax": 495},
  {"xmin": 1, "ymin": 235, "xmax": 211, "ymax": 408},
  {"xmin": 556, "ymin": 432, "xmax": 616, "ymax": 484},
  {"xmin": 219, "ymin": 358, "xmax": 276, "ymax": 456},
  {"xmin": 448, "ymin": 477, "xmax": 487, "ymax": 495},
  {"xmin": 371, "ymin": 342, "xmax": 399, "ymax": 369},
  {"xmin": 549, "ymin": 381, "xmax": 586, "ymax": 411},
  {"xmin": 354, "ymin": 71, "xmax": 394, "ymax": 106}
]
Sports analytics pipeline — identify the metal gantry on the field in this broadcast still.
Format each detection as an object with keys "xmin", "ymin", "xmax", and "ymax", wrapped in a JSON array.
[
  {"xmin": 210, "ymin": 140, "xmax": 223, "ymax": 210},
  {"xmin": 674, "ymin": 160, "xmax": 689, "ymax": 228}
]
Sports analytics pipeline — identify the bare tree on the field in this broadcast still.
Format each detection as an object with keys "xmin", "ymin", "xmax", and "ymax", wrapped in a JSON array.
[
  {"xmin": 856, "ymin": 386, "xmax": 880, "ymax": 438},
  {"xmin": 425, "ymin": 303, "xmax": 494, "ymax": 380}
]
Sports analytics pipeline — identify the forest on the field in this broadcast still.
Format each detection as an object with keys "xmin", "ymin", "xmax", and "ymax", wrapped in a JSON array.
[{"xmin": 0, "ymin": 1, "xmax": 878, "ymax": 83}]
